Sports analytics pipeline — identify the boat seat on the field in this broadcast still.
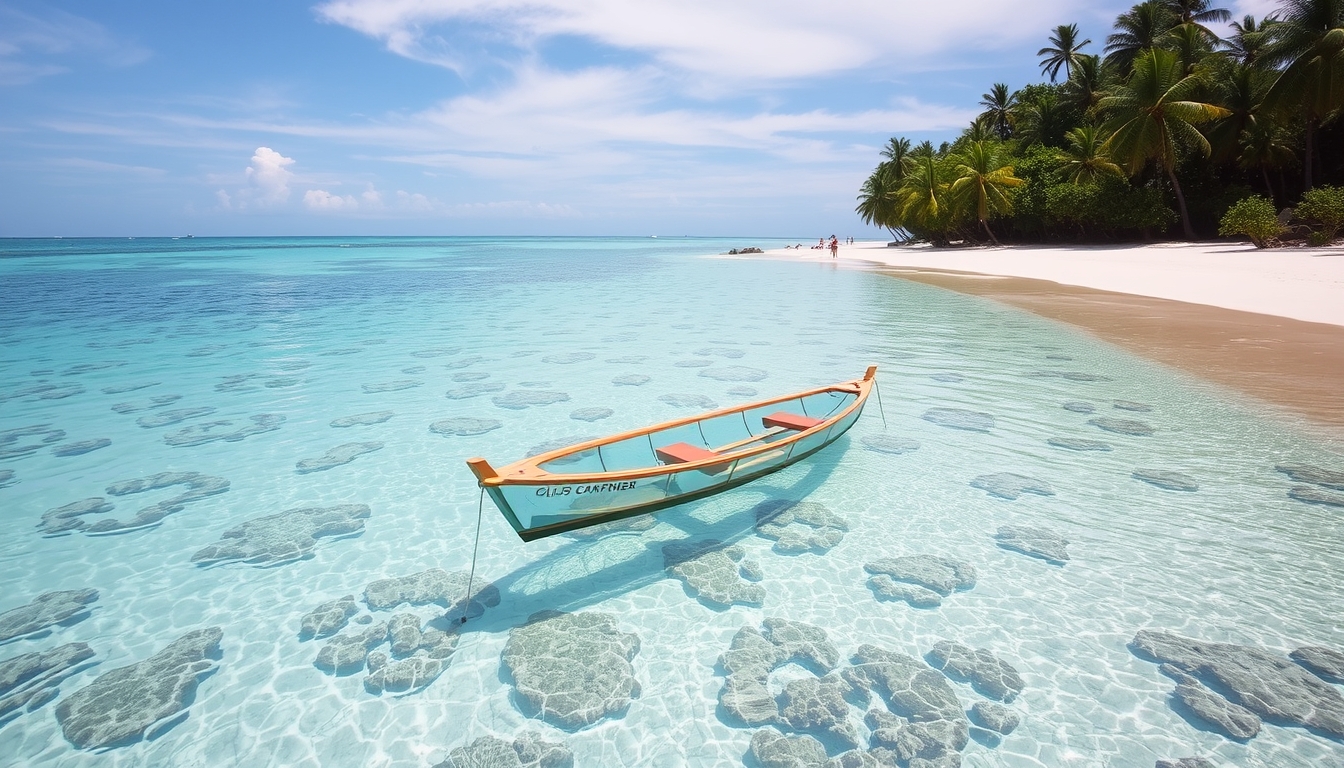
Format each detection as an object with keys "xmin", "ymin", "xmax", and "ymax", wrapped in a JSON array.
[
  {"xmin": 655, "ymin": 442, "xmax": 731, "ymax": 475},
  {"xmin": 761, "ymin": 411, "xmax": 824, "ymax": 431}
]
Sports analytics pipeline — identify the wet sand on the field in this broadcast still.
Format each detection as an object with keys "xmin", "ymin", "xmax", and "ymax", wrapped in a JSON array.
[{"xmin": 885, "ymin": 266, "xmax": 1344, "ymax": 432}]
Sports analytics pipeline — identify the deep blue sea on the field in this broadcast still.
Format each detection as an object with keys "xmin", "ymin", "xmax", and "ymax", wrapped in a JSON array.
[{"xmin": 1, "ymin": 237, "xmax": 1342, "ymax": 767}]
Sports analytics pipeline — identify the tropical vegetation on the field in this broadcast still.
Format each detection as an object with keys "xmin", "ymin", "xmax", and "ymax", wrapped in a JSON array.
[{"xmin": 857, "ymin": 0, "xmax": 1344, "ymax": 245}]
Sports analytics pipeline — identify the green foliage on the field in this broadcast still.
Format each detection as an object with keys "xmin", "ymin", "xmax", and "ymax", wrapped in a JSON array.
[
  {"xmin": 949, "ymin": 141, "xmax": 1024, "ymax": 243},
  {"xmin": 978, "ymin": 84, "xmax": 1017, "ymax": 140},
  {"xmin": 856, "ymin": 1, "xmax": 1344, "ymax": 245},
  {"xmin": 1004, "ymin": 145, "xmax": 1066, "ymax": 236},
  {"xmin": 1218, "ymin": 196, "xmax": 1285, "ymax": 246},
  {"xmin": 1058, "ymin": 125, "xmax": 1125, "ymax": 183},
  {"xmin": 855, "ymin": 166, "xmax": 904, "ymax": 236},
  {"xmin": 896, "ymin": 154, "xmax": 962, "ymax": 244},
  {"xmin": 1297, "ymin": 185, "xmax": 1344, "ymax": 238},
  {"xmin": 1013, "ymin": 84, "xmax": 1085, "ymax": 148},
  {"xmin": 1099, "ymin": 47, "xmax": 1231, "ymax": 237},
  {"xmin": 1046, "ymin": 175, "xmax": 1176, "ymax": 234}
]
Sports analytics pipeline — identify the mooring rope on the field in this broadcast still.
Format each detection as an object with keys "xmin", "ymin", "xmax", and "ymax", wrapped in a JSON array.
[
  {"xmin": 461, "ymin": 486, "xmax": 485, "ymax": 624},
  {"xmin": 874, "ymin": 377, "xmax": 887, "ymax": 429}
]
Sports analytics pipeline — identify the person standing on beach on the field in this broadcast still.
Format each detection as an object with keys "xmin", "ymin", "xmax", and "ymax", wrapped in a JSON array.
[{"xmin": 829, "ymin": 236, "xmax": 839, "ymax": 258}]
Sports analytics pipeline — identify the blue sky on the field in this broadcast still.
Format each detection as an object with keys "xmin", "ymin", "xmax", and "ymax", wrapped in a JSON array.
[{"xmin": 0, "ymin": 0, "xmax": 1272, "ymax": 237}]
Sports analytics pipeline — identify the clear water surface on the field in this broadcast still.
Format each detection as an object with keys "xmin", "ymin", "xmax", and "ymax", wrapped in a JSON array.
[{"xmin": 1, "ymin": 237, "xmax": 1342, "ymax": 767}]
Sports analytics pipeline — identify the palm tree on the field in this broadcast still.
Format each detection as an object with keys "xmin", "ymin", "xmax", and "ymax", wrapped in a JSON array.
[
  {"xmin": 1221, "ymin": 14, "xmax": 1279, "ymax": 66},
  {"xmin": 1039, "ymin": 24, "xmax": 1093, "ymax": 81},
  {"xmin": 1204, "ymin": 60, "xmax": 1269, "ymax": 164},
  {"xmin": 1262, "ymin": 0, "xmax": 1344, "ymax": 189},
  {"xmin": 959, "ymin": 116, "xmax": 997, "ymax": 145},
  {"xmin": 1099, "ymin": 47, "xmax": 1231, "ymax": 238},
  {"xmin": 880, "ymin": 137, "xmax": 912, "ymax": 169},
  {"xmin": 1106, "ymin": 1, "xmax": 1179, "ymax": 73},
  {"xmin": 1013, "ymin": 90, "xmax": 1074, "ymax": 148},
  {"xmin": 897, "ymin": 154, "xmax": 955, "ymax": 244},
  {"xmin": 978, "ymin": 83, "xmax": 1018, "ymax": 140},
  {"xmin": 1057, "ymin": 126, "xmax": 1126, "ymax": 184},
  {"xmin": 910, "ymin": 140, "xmax": 938, "ymax": 159},
  {"xmin": 876, "ymin": 136, "xmax": 913, "ymax": 190},
  {"xmin": 1161, "ymin": 0, "xmax": 1232, "ymax": 29},
  {"xmin": 1167, "ymin": 21, "xmax": 1215, "ymax": 73},
  {"xmin": 1062, "ymin": 54, "xmax": 1111, "ymax": 113},
  {"xmin": 1238, "ymin": 120, "xmax": 1297, "ymax": 204},
  {"xmin": 949, "ymin": 141, "xmax": 1024, "ymax": 245},
  {"xmin": 856, "ymin": 165, "xmax": 909, "ymax": 241}
]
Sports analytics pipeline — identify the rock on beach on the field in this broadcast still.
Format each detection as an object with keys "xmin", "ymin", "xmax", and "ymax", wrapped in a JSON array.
[
  {"xmin": 922, "ymin": 408, "xmax": 994, "ymax": 432},
  {"xmin": 55, "ymin": 627, "xmax": 222, "ymax": 750},
  {"xmin": 437, "ymin": 734, "xmax": 574, "ymax": 768},
  {"xmin": 502, "ymin": 610, "xmax": 641, "ymax": 730},
  {"xmin": 1133, "ymin": 469, "xmax": 1199, "ymax": 492},
  {"xmin": 994, "ymin": 525, "xmax": 1070, "ymax": 564},
  {"xmin": 191, "ymin": 504, "xmax": 370, "ymax": 566},
  {"xmin": 1131, "ymin": 629, "xmax": 1344, "ymax": 740},
  {"xmin": 662, "ymin": 540, "xmax": 764, "ymax": 607},
  {"xmin": 330, "ymin": 411, "xmax": 394, "ymax": 428},
  {"xmin": 430, "ymin": 417, "xmax": 502, "ymax": 437},
  {"xmin": 925, "ymin": 641, "xmax": 1024, "ymax": 702},
  {"xmin": 1088, "ymin": 417, "xmax": 1154, "ymax": 436},
  {"xmin": 0, "ymin": 642, "xmax": 96, "ymax": 722},
  {"xmin": 295, "ymin": 442, "xmax": 383, "ymax": 473},
  {"xmin": 865, "ymin": 555, "xmax": 977, "ymax": 596},
  {"xmin": 970, "ymin": 472, "xmax": 1054, "ymax": 500},
  {"xmin": 0, "ymin": 589, "xmax": 99, "ymax": 642}
]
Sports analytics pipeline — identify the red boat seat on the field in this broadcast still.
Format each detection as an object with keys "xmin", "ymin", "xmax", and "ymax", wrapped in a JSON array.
[
  {"xmin": 761, "ymin": 411, "xmax": 823, "ymax": 431},
  {"xmin": 655, "ymin": 442, "xmax": 730, "ymax": 475}
]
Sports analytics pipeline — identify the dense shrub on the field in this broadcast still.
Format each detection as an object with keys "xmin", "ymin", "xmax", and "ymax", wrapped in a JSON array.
[
  {"xmin": 1004, "ymin": 145, "xmax": 1060, "ymax": 238},
  {"xmin": 1297, "ymin": 186, "xmax": 1344, "ymax": 241},
  {"xmin": 1218, "ymin": 196, "xmax": 1284, "ymax": 248}
]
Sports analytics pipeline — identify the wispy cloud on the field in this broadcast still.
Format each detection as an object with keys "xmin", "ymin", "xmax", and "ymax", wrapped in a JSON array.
[
  {"xmin": 315, "ymin": 0, "xmax": 1079, "ymax": 83},
  {"xmin": 0, "ymin": 4, "xmax": 150, "ymax": 86},
  {"xmin": 51, "ymin": 157, "xmax": 166, "ymax": 175}
]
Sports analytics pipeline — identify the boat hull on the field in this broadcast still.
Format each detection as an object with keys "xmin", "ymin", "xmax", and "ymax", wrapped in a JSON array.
[{"xmin": 468, "ymin": 367, "xmax": 875, "ymax": 541}]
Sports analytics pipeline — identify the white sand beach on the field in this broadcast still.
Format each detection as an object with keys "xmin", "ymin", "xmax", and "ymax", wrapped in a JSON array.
[
  {"xmin": 744, "ymin": 241, "xmax": 1344, "ymax": 327},
  {"xmin": 722, "ymin": 240, "xmax": 1344, "ymax": 431}
]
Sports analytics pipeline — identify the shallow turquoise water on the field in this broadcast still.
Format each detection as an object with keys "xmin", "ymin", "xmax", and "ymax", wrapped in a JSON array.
[{"xmin": 1, "ymin": 237, "xmax": 1342, "ymax": 767}]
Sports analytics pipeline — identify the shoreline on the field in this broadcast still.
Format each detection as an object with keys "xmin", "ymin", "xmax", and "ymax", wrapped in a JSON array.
[{"xmin": 721, "ymin": 241, "xmax": 1344, "ymax": 433}]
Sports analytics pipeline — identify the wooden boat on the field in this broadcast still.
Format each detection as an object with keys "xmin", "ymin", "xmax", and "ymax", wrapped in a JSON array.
[{"xmin": 466, "ymin": 366, "xmax": 877, "ymax": 541}]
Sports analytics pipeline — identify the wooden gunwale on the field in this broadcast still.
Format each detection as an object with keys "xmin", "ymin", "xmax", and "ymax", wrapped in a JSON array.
[
  {"xmin": 509, "ymin": 427, "xmax": 855, "ymax": 541},
  {"xmin": 474, "ymin": 368, "xmax": 874, "ymax": 487}
]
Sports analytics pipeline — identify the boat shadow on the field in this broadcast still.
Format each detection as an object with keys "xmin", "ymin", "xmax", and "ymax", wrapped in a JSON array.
[{"xmin": 450, "ymin": 437, "xmax": 850, "ymax": 635}]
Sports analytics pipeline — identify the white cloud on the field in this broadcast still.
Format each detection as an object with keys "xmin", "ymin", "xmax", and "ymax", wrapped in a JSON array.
[
  {"xmin": 304, "ymin": 188, "xmax": 358, "ymax": 210},
  {"xmin": 396, "ymin": 190, "xmax": 433, "ymax": 211},
  {"xmin": 246, "ymin": 147, "xmax": 295, "ymax": 204},
  {"xmin": 1229, "ymin": 0, "xmax": 1282, "ymax": 20},
  {"xmin": 316, "ymin": 0, "xmax": 1079, "ymax": 83}
]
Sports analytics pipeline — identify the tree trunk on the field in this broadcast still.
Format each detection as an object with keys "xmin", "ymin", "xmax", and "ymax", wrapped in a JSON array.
[
  {"xmin": 1166, "ymin": 163, "xmax": 1196, "ymax": 240},
  {"xmin": 1262, "ymin": 167, "xmax": 1276, "ymax": 208},
  {"xmin": 1305, "ymin": 115, "xmax": 1317, "ymax": 191},
  {"xmin": 981, "ymin": 218, "xmax": 1001, "ymax": 246}
]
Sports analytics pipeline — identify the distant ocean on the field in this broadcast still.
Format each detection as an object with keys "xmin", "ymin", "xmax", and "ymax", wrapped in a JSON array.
[{"xmin": 1, "ymin": 237, "xmax": 1341, "ymax": 767}]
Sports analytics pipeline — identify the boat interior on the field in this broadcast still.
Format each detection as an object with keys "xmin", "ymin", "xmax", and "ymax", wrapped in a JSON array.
[{"xmin": 536, "ymin": 388, "xmax": 860, "ymax": 476}]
